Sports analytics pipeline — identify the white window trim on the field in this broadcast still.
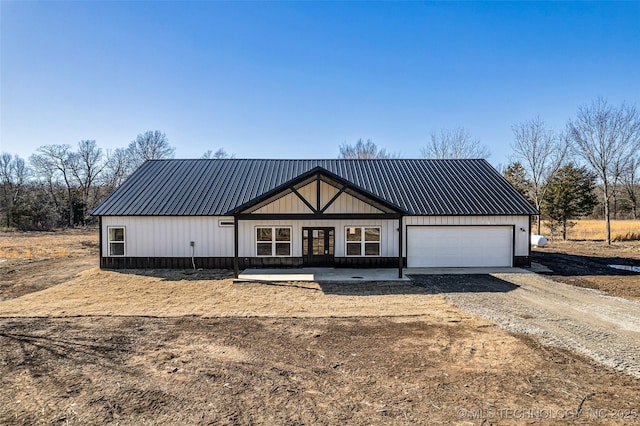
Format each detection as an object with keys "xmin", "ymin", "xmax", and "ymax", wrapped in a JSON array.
[
  {"xmin": 255, "ymin": 226, "xmax": 292, "ymax": 257},
  {"xmin": 218, "ymin": 220, "xmax": 235, "ymax": 227},
  {"xmin": 107, "ymin": 226, "xmax": 126, "ymax": 257},
  {"xmin": 344, "ymin": 226, "xmax": 381, "ymax": 257}
]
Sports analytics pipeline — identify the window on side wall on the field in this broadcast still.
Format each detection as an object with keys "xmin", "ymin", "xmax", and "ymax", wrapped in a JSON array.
[
  {"xmin": 345, "ymin": 227, "xmax": 380, "ymax": 256},
  {"xmin": 108, "ymin": 227, "xmax": 125, "ymax": 256},
  {"xmin": 256, "ymin": 227, "xmax": 291, "ymax": 256}
]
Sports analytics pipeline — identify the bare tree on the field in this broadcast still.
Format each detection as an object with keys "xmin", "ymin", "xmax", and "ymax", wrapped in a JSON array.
[
  {"xmin": 102, "ymin": 148, "xmax": 131, "ymax": 191},
  {"xmin": 127, "ymin": 130, "xmax": 175, "ymax": 169},
  {"xmin": 0, "ymin": 153, "xmax": 29, "ymax": 227},
  {"xmin": 622, "ymin": 156, "xmax": 639, "ymax": 219},
  {"xmin": 69, "ymin": 140, "xmax": 105, "ymax": 224},
  {"xmin": 421, "ymin": 127, "xmax": 490, "ymax": 159},
  {"xmin": 511, "ymin": 117, "xmax": 568, "ymax": 234},
  {"xmin": 568, "ymin": 98, "xmax": 640, "ymax": 244},
  {"xmin": 338, "ymin": 139, "xmax": 395, "ymax": 159},
  {"xmin": 202, "ymin": 148, "xmax": 233, "ymax": 159},
  {"xmin": 30, "ymin": 145, "xmax": 76, "ymax": 226}
]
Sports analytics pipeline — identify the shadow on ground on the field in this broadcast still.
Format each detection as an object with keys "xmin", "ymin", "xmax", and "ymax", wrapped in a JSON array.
[
  {"xmin": 317, "ymin": 281, "xmax": 430, "ymax": 296},
  {"xmin": 316, "ymin": 275, "xmax": 519, "ymax": 295},
  {"xmin": 107, "ymin": 269, "xmax": 235, "ymax": 281},
  {"xmin": 106, "ymin": 270, "xmax": 521, "ymax": 295},
  {"xmin": 533, "ymin": 251, "xmax": 640, "ymax": 277},
  {"xmin": 409, "ymin": 274, "xmax": 519, "ymax": 294}
]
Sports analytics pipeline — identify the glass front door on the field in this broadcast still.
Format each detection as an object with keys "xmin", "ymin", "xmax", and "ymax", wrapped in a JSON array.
[{"xmin": 302, "ymin": 227, "xmax": 335, "ymax": 266}]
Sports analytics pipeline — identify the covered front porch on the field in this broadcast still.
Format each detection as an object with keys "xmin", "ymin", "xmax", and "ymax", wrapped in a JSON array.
[{"xmin": 229, "ymin": 166, "xmax": 407, "ymax": 278}]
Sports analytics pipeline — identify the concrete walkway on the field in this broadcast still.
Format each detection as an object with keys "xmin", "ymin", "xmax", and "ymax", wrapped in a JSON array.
[
  {"xmin": 405, "ymin": 266, "xmax": 527, "ymax": 275},
  {"xmin": 236, "ymin": 266, "xmax": 527, "ymax": 282},
  {"xmin": 237, "ymin": 268, "xmax": 410, "ymax": 282}
]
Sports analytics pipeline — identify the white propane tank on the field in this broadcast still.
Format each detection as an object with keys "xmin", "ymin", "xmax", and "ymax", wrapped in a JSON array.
[{"xmin": 531, "ymin": 234, "xmax": 547, "ymax": 247}]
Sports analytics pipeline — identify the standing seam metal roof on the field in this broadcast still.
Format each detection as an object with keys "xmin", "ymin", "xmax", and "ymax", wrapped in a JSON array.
[{"xmin": 91, "ymin": 159, "xmax": 538, "ymax": 216}]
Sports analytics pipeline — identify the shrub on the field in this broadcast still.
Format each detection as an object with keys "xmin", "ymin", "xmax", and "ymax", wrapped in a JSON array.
[{"xmin": 613, "ymin": 231, "xmax": 640, "ymax": 242}]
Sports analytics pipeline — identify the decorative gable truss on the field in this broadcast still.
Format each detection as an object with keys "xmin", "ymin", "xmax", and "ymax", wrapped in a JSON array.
[
  {"xmin": 230, "ymin": 167, "xmax": 405, "ymax": 219},
  {"xmin": 252, "ymin": 180, "xmax": 383, "ymax": 215}
]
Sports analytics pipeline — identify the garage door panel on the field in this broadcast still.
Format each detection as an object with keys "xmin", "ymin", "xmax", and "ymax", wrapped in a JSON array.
[{"xmin": 407, "ymin": 226, "xmax": 512, "ymax": 267}]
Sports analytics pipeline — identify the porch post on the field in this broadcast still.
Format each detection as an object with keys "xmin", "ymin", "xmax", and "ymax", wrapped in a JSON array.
[
  {"xmin": 233, "ymin": 214, "xmax": 239, "ymax": 278},
  {"xmin": 398, "ymin": 215, "xmax": 403, "ymax": 278},
  {"xmin": 98, "ymin": 216, "xmax": 103, "ymax": 268}
]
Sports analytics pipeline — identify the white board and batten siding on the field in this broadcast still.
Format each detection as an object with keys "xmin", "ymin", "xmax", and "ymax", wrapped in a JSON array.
[
  {"xmin": 252, "ymin": 182, "xmax": 316, "ymax": 214},
  {"xmin": 102, "ymin": 214, "xmax": 530, "ymax": 268},
  {"xmin": 253, "ymin": 181, "xmax": 382, "ymax": 215},
  {"xmin": 101, "ymin": 216, "xmax": 235, "ymax": 257},
  {"xmin": 102, "ymin": 216, "xmax": 400, "ymax": 258},
  {"xmin": 320, "ymin": 182, "xmax": 383, "ymax": 214}
]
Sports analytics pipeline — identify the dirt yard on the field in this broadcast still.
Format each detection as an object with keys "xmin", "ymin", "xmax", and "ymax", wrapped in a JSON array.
[
  {"xmin": 1, "ymin": 230, "xmax": 640, "ymax": 425},
  {"xmin": 413, "ymin": 273, "xmax": 640, "ymax": 379},
  {"xmin": 532, "ymin": 240, "xmax": 640, "ymax": 300}
]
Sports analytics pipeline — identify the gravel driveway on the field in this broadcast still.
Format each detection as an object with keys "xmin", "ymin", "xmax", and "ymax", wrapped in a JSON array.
[{"xmin": 411, "ymin": 270, "xmax": 640, "ymax": 379}]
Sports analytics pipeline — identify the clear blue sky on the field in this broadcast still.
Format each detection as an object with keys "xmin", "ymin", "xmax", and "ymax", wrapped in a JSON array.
[{"xmin": 1, "ymin": 1, "xmax": 639, "ymax": 167}]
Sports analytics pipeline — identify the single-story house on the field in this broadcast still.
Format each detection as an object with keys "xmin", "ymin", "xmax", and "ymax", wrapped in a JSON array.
[{"xmin": 91, "ymin": 159, "xmax": 538, "ymax": 277}]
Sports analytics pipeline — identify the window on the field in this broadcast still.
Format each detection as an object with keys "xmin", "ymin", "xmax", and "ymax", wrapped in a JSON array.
[
  {"xmin": 256, "ymin": 227, "xmax": 291, "ymax": 256},
  {"xmin": 108, "ymin": 227, "xmax": 125, "ymax": 256},
  {"xmin": 218, "ymin": 220, "xmax": 234, "ymax": 227},
  {"xmin": 345, "ymin": 227, "xmax": 380, "ymax": 256}
]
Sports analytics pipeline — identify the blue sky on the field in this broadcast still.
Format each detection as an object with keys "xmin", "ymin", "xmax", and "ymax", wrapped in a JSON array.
[{"xmin": 1, "ymin": 1, "xmax": 639, "ymax": 167}]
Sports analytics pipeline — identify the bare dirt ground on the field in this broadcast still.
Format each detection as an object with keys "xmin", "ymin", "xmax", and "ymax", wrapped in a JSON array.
[
  {"xmin": 532, "ymin": 240, "xmax": 640, "ymax": 300},
  {"xmin": 3, "ymin": 316, "xmax": 640, "ymax": 425},
  {"xmin": 412, "ymin": 273, "xmax": 640, "ymax": 379},
  {"xmin": 1, "ymin": 230, "xmax": 640, "ymax": 424}
]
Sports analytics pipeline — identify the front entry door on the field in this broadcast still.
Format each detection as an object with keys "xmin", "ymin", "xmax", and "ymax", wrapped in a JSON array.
[{"xmin": 302, "ymin": 227, "xmax": 335, "ymax": 266}]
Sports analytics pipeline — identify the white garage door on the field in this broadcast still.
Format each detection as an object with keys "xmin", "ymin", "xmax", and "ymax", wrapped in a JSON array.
[{"xmin": 407, "ymin": 226, "xmax": 513, "ymax": 267}]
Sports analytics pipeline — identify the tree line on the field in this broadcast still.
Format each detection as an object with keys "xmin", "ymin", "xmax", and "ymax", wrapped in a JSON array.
[
  {"xmin": 0, "ymin": 129, "xmax": 235, "ymax": 230},
  {"xmin": 504, "ymin": 98, "xmax": 639, "ymax": 243},
  {"xmin": 338, "ymin": 98, "xmax": 640, "ymax": 243},
  {"xmin": 2, "ymin": 98, "xmax": 639, "ymax": 244}
]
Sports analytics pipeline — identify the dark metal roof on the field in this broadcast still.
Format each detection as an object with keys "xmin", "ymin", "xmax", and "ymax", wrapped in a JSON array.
[{"xmin": 92, "ymin": 159, "xmax": 538, "ymax": 216}]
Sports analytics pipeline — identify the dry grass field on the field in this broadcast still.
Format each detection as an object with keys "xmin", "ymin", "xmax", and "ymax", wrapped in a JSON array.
[
  {"xmin": 542, "ymin": 219, "xmax": 640, "ymax": 241},
  {"xmin": 0, "ymin": 228, "xmax": 99, "ymax": 259},
  {"xmin": 0, "ymin": 267, "xmax": 466, "ymax": 319},
  {"xmin": 0, "ymin": 229, "xmax": 99, "ymax": 301},
  {"xmin": 1, "ymin": 229, "xmax": 640, "ymax": 424}
]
